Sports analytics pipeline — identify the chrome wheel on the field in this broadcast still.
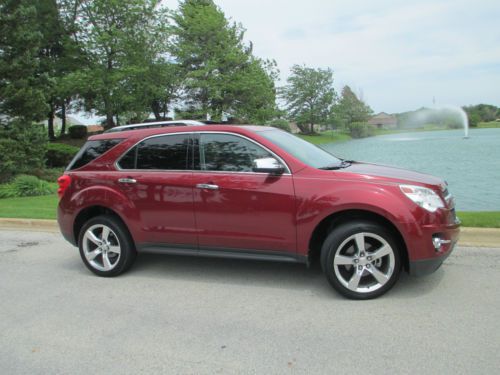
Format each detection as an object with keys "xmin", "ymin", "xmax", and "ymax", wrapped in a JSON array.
[
  {"xmin": 333, "ymin": 232, "xmax": 395, "ymax": 294},
  {"xmin": 82, "ymin": 224, "xmax": 121, "ymax": 272}
]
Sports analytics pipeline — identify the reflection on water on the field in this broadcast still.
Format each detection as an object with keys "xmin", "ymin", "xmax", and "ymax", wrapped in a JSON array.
[{"xmin": 322, "ymin": 128, "xmax": 500, "ymax": 211}]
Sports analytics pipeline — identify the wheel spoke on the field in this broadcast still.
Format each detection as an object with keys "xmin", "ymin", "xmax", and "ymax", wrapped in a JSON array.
[
  {"xmin": 85, "ymin": 249, "xmax": 101, "ymax": 261},
  {"xmin": 101, "ymin": 227, "xmax": 111, "ymax": 242},
  {"xmin": 334, "ymin": 254, "xmax": 354, "ymax": 265},
  {"xmin": 108, "ymin": 246, "xmax": 121, "ymax": 255},
  {"xmin": 102, "ymin": 253, "xmax": 112, "ymax": 270},
  {"xmin": 85, "ymin": 230, "xmax": 101, "ymax": 246},
  {"xmin": 354, "ymin": 233, "xmax": 365, "ymax": 254},
  {"xmin": 348, "ymin": 268, "xmax": 363, "ymax": 290},
  {"xmin": 370, "ymin": 244, "xmax": 391, "ymax": 260},
  {"xmin": 368, "ymin": 266, "xmax": 389, "ymax": 285}
]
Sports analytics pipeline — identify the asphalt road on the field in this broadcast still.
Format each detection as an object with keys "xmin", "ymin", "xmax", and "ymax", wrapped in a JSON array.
[{"xmin": 1, "ymin": 229, "xmax": 499, "ymax": 374}]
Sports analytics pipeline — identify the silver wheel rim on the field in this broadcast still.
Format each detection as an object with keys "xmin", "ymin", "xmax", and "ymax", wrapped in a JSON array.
[
  {"xmin": 333, "ymin": 232, "xmax": 395, "ymax": 293},
  {"xmin": 82, "ymin": 224, "xmax": 121, "ymax": 272}
]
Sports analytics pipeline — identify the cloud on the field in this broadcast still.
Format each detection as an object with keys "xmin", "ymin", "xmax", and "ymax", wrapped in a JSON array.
[{"xmin": 163, "ymin": 0, "xmax": 500, "ymax": 112}]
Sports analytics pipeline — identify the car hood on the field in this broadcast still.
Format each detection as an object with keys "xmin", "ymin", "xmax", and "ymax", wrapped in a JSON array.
[{"xmin": 338, "ymin": 161, "xmax": 445, "ymax": 188}]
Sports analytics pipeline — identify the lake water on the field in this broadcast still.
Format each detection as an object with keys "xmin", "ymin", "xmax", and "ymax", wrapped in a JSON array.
[{"xmin": 321, "ymin": 128, "xmax": 500, "ymax": 211}]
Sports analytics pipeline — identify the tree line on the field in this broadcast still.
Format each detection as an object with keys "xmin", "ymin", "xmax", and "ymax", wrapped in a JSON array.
[
  {"xmin": 0, "ymin": 0, "xmax": 280, "ymax": 137},
  {"xmin": 0, "ymin": 0, "xmax": 374, "ymax": 140}
]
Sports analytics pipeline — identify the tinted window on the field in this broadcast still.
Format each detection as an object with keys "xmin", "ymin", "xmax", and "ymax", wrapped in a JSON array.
[
  {"xmin": 118, "ymin": 134, "xmax": 190, "ymax": 170},
  {"xmin": 200, "ymin": 134, "xmax": 272, "ymax": 172},
  {"xmin": 68, "ymin": 139, "xmax": 122, "ymax": 170}
]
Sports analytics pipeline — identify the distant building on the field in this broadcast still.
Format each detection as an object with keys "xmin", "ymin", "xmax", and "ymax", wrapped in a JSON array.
[
  {"xmin": 87, "ymin": 124, "xmax": 104, "ymax": 133},
  {"xmin": 368, "ymin": 112, "xmax": 398, "ymax": 129}
]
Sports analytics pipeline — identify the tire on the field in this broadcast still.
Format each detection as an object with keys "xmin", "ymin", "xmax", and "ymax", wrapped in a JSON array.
[
  {"xmin": 78, "ymin": 215, "xmax": 137, "ymax": 277},
  {"xmin": 320, "ymin": 221, "xmax": 401, "ymax": 299}
]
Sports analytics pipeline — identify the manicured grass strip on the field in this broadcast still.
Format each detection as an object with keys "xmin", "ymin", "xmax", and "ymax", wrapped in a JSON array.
[
  {"xmin": 457, "ymin": 211, "xmax": 500, "ymax": 228},
  {"xmin": 298, "ymin": 131, "xmax": 351, "ymax": 145},
  {"xmin": 477, "ymin": 121, "xmax": 500, "ymax": 128},
  {"xmin": 0, "ymin": 194, "xmax": 58, "ymax": 220}
]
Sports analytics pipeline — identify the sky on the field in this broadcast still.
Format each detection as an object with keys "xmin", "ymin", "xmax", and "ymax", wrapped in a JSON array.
[{"xmin": 164, "ymin": 0, "xmax": 500, "ymax": 114}]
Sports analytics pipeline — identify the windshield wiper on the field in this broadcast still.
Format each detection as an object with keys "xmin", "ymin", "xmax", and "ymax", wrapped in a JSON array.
[{"xmin": 319, "ymin": 159, "xmax": 353, "ymax": 170}]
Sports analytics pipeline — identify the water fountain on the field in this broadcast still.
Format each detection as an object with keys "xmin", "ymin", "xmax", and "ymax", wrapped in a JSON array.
[{"xmin": 436, "ymin": 105, "xmax": 469, "ymax": 139}]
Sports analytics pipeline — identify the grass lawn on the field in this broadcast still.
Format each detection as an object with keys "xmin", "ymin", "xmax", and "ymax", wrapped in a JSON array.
[
  {"xmin": 298, "ymin": 131, "xmax": 352, "ymax": 145},
  {"xmin": 0, "ymin": 194, "xmax": 59, "ymax": 220},
  {"xmin": 0, "ymin": 194, "xmax": 498, "ymax": 228},
  {"xmin": 477, "ymin": 121, "xmax": 500, "ymax": 128},
  {"xmin": 457, "ymin": 211, "xmax": 500, "ymax": 228}
]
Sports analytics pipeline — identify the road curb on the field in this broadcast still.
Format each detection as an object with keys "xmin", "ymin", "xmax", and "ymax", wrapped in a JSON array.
[
  {"xmin": 0, "ymin": 218, "xmax": 59, "ymax": 232},
  {"xmin": 0, "ymin": 218, "xmax": 499, "ymax": 247}
]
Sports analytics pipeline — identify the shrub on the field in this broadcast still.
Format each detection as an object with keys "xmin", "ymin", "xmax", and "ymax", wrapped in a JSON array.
[
  {"xmin": 0, "ymin": 175, "xmax": 56, "ymax": 199},
  {"xmin": 31, "ymin": 168, "xmax": 65, "ymax": 183},
  {"xmin": 0, "ymin": 120, "xmax": 47, "ymax": 183},
  {"xmin": 46, "ymin": 143, "xmax": 79, "ymax": 168},
  {"xmin": 347, "ymin": 122, "xmax": 375, "ymax": 138},
  {"xmin": 267, "ymin": 119, "xmax": 292, "ymax": 132},
  {"xmin": 68, "ymin": 125, "xmax": 88, "ymax": 139}
]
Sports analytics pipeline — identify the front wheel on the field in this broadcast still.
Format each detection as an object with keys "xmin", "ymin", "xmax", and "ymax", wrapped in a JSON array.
[
  {"xmin": 321, "ymin": 221, "xmax": 401, "ymax": 299},
  {"xmin": 78, "ymin": 215, "xmax": 136, "ymax": 277}
]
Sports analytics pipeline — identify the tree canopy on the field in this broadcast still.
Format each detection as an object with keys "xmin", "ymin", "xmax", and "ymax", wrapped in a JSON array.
[
  {"xmin": 280, "ymin": 65, "xmax": 336, "ymax": 134},
  {"xmin": 334, "ymin": 85, "xmax": 372, "ymax": 128},
  {"xmin": 172, "ymin": 0, "xmax": 277, "ymax": 123}
]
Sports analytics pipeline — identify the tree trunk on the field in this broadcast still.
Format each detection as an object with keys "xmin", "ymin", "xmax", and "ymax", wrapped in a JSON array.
[
  {"xmin": 296, "ymin": 123, "xmax": 309, "ymax": 134},
  {"xmin": 60, "ymin": 100, "xmax": 67, "ymax": 135},
  {"xmin": 309, "ymin": 123, "xmax": 314, "ymax": 134},
  {"xmin": 48, "ymin": 104, "xmax": 55, "ymax": 141},
  {"xmin": 151, "ymin": 100, "xmax": 161, "ymax": 120}
]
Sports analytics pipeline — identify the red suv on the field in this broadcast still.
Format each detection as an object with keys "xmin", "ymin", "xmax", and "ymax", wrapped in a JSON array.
[{"xmin": 57, "ymin": 123, "xmax": 460, "ymax": 299}]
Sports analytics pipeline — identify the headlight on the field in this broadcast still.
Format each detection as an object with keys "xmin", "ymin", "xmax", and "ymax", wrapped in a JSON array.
[{"xmin": 400, "ymin": 185, "xmax": 445, "ymax": 212}]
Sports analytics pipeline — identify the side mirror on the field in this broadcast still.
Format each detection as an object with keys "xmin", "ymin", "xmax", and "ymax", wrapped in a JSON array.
[{"xmin": 252, "ymin": 157, "xmax": 285, "ymax": 175}]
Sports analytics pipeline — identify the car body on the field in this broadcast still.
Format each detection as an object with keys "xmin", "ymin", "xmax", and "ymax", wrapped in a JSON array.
[{"xmin": 57, "ymin": 124, "xmax": 460, "ymax": 299}]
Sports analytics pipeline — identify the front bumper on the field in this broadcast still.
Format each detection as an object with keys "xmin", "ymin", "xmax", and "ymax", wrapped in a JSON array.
[
  {"xmin": 409, "ymin": 242, "xmax": 455, "ymax": 276},
  {"xmin": 407, "ymin": 221, "xmax": 460, "ymax": 276}
]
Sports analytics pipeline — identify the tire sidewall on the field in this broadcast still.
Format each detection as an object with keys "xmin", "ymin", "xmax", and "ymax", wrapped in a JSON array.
[
  {"xmin": 321, "ymin": 221, "xmax": 402, "ymax": 299},
  {"xmin": 78, "ymin": 215, "xmax": 136, "ymax": 277}
]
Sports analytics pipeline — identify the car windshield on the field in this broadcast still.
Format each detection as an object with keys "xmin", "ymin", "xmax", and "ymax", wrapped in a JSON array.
[{"xmin": 258, "ymin": 129, "xmax": 342, "ymax": 169}]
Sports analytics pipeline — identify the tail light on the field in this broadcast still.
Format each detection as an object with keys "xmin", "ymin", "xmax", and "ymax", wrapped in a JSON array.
[{"xmin": 57, "ymin": 175, "xmax": 72, "ymax": 198}]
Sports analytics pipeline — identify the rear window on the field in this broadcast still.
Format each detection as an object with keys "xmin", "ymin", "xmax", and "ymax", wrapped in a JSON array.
[
  {"xmin": 117, "ymin": 134, "xmax": 190, "ymax": 170},
  {"xmin": 67, "ymin": 139, "xmax": 122, "ymax": 170}
]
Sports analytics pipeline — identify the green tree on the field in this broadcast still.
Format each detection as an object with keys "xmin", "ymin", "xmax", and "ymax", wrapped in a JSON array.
[
  {"xmin": 333, "ymin": 85, "xmax": 372, "ymax": 129},
  {"xmin": 34, "ymin": 0, "xmax": 68, "ymax": 140},
  {"xmin": 172, "ymin": 0, "xmax": 277, "ymax": 123},
  {"xmin": 0, "ymin": 0, "xmax": 48, "ymax": 122},
  {"xmin": 69, "ymin": 0, "xmax": 171, "ymax": 129},
  {"xmin": 280, "ymin": 65, "xmax": 336, "ymax": 134}
]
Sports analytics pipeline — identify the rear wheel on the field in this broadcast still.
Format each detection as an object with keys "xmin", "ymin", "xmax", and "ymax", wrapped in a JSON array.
[
  {"xmin": 78, "ymin": 215, "xmax": 136, "ymax": 277},
  {"xmin": 321, "ymin": 221, "xmax": 401, "ymax": 299}
]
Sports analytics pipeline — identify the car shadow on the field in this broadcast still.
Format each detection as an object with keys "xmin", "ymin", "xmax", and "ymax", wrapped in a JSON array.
[{"xmin": 122, "ymin": 253, "xmax": 445, "ymax": 300}]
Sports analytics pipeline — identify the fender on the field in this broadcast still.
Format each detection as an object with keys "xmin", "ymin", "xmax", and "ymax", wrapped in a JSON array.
[
  {"xmin": 69, "ymin": 185, "xmax": 142, "ymax": 243},
  {"xmin": 294, "ymin": 179, "xmax": 416, "ymax": 255}
]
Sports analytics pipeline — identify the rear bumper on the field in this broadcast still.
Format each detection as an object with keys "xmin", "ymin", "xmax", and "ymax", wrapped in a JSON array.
[{"xmin": 57, "ymin": 204, "xmax": 77, "ymax": 246}]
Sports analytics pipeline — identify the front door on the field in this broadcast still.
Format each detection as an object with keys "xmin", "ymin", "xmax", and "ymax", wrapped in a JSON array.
[{"xmin": 192, "ymin": 132, "xmax": 296, "ymax": 254}]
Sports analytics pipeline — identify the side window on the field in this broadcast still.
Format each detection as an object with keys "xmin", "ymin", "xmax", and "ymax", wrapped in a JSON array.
[
  {"xmin": 118, "ymin": 134, "xmax": 190, "ymax": 170},
  {"xmin": 200, "ymin": 133, "xmax": 272, "ymax": 172},
  {"xmin": 68, "ymin": 139, "xmax": 122, "ymax": 170}
]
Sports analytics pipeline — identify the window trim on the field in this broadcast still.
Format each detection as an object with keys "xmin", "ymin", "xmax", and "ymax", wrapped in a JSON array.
[
  {"xmin": 116, "ymin": 132, "xmax": 193, "ymax": 171},
  {"xmin": 115, "ymin": 131, "xmax": 291, "ymax": 175},
  {"xmin": 67, "ymin": 138, "xmax": 124, "ymax": 171}
]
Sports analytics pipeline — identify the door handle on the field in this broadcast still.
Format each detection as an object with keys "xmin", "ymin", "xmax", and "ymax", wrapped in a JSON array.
[
  {"xmin": 118, "ymin": 178, "xmax": 137, "ymax": 184},
  {"xmin": 196, "ymin": 183, "xmax": 219, "ymax": 190}
]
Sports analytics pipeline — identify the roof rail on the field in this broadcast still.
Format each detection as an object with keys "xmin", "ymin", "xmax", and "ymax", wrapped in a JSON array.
[{"xmin": 104, "ymin": 120, "xmax": 206, "ymax": 133}]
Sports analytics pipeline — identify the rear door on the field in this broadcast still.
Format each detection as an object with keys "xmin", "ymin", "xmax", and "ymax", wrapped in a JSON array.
[
  {"xmin": 191, "ymin": 132, "xmax": 296, "ymax": 254},
  {"xmin": 114, "ymin": 133, "xmax": 197, "ymax": 247}
]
